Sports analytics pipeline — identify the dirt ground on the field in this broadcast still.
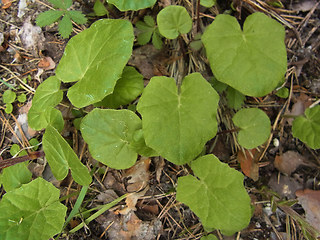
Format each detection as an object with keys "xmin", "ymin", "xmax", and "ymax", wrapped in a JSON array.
[{"xmin": 1, "ymin": 0, "xmax": 320, "ymax": 239}]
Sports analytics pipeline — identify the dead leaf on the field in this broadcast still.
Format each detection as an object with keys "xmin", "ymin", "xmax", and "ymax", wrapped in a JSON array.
[
  {"xmin": 154, "ymin": 157, "xmax": 165, "ymax": 183},
  {"xmin": 97, "ymin": 189, "xmax": 119, "ymax": 204},
  {"xmin": 124, "ymin": 158, "xmax": 150, "ymax": 192},
  {"xmin": 274, "ymin": 151, "xmax": 316, "ymax": 175},
  {"xmin": 117, "ymin": 187, "xmax": 149, "ymax": 215},
  {"xmin": 237, "ymin": 148, "xmax": 260, "ymax": 181},
  {"xmin": 38, "ymin": 56, "xmax": 56, "ymax": 70},
  {"xmin": 287, "ymin": 93, "xmax": 312, "ymax": 125},
  {"xmin": 296, "ymin": 189, "xmax": 320, "ymax": 232},
  {"xmin": 268, "ymin": 173, "xmax": 303, "ymax": 199},
  {"xmin": 2, "ymin": 0, "xmax": 12, "ymax": 9}
]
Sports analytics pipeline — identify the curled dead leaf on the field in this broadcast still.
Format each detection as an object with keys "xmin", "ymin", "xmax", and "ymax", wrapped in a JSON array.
[
  {"xmin": 38, "ymin": 56, "xmax": 56, "ymax": 70},
  {"xmin": 237, "ymin": 148, "xmax": 260, "ymax": 181},
  {"xmin": 2, "ymin": 0, "xmax": 12, "ymax": 9},
  {"xmin": 124, "ymin": 158, "xmax": 150, "ymax": 192}
]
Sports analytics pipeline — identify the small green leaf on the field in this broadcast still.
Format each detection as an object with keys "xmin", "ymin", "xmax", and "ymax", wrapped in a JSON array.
[
  {"xmin": 233, "ymin": 108, "xmax": 271, "ymax": 149},
  {"xmin": 58, "ymin": 14, "xmax": 73, "ymax": 38},
  {"xmin": 28, "ymin": 107, "xmax": 63, "ymax": 131},
  {"xmin": 4, "ymin": 103, "xmax": 13, "ymax": 114},
  {"xmin": 29, "ymin": 138, "xmax": 40, "ymax": 150},
  {"xmin": 17, "ymin": 93, "xmax": 27, "ymax": 103},
  {"xmin": 2, "ymin": 90, "xmax": 16, "ymax": 103},
  {"xmin": 43, "ymin": 125, "xmax": 92, "ymax": 186},
  {"xmin": 201, "ymin": 235, "xmax": 218, "ymax": 240},
  {"xmin": 137, "ymin": 73, "xmax": 219, "ymax": 165},
  {"xmin": 44, "ymin": 108, "xmax": 64, "ymax": 132},
  {"xmin": 200, "ymin": 0, "xmax": 216, "ymax": 7},
  {"xmin": 275, "ymin": 87, "xmax": 289, "ymax": 98},
  {"xmin": 202, "ymin": 12, "xmax": 287, "ymax": 97},
  {"xmin": 10, "ymin": 144, "xmax": 20, "ymax": 157},
  {"xmin": 64, "ymin": 0, "xmax": 73, "ymax": 9},
  {"xmin": 176, "ymin": 154, "xmax": 251, "ymax": 235},
  {"xmin": 0, "ymin": 178, "xmax": 67, "ymax": 240},
  {"xmin": 95, "ymin": 66, "xmax": 144, "ymax": 109},
  {"xmin": 144, "ymin": 15, "xmax": 155, "ymax": 27},
  {"xmin": 68, "ymin": 10, "xmax": 87, "ymax": 24},
  {"xmin": 137, "ymin": 30, "xmax": 153, "ymax": 45},
  {"xmin": 1, "ymin": 162, "xmax": 32, "ymax": 192},
  {"xmin": 55, "ymin": 19, "xmax": 134, "ymax": 108},
  {"xmin": 47, "ymin": 0, "xmax": 66, "ymax": 9},
  {"xmin": 226, "ymin": 87, "xmax": 245, "ymax": 110},
  {"xmin": 36, "ymin": 10, "xmax": 64, "ymax": 27},
  {"xmin": 292, "ymin": 105, "xmax": 320, "ymax": 149},
  {"xmin": 152, "ymin": 29, "xmax": 163, "ymax": 49},
  {"xmin": 93, "ymin": 0, "xmax": 108, "ymax": 16},
  {"xmin": 157, "ymin": 5, "xmax": 192, "ymax": 39},
  {"xmin": 81, "ymin": 109, "xmax": 141, "ymax": 169},
  {"xmin": 108, "ymin": 0, "xmax": 157, "ymax": 11},
  {"xmin": 209, "ymin": 77, "xmax": 228, "ymax": 93}
]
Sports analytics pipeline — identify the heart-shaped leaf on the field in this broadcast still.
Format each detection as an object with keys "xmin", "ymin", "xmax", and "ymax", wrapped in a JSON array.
[
  {"xmin": 55, "ymin": 19, "xmax": 134, "ymax": 108},
  {"xmin": 28, "ymin": 107, "xmax": 64, "ymax": 132},
  {"xmin": 202, "ymin": 12, "xmax": 287, "ymax": 97},
  {"xmin": 233, "ymin": 108, "xmax": 271, "ymax": 149},
  {"xmin": 108, "ymin": 0, "xmax": 156, "ymax": 11},
  {"xmin": 43, "ymin": 125, "xmax": 92, "ymax": 186},
  {"xmin": 292, "ymin": 105, "xmax": 320, "ymax": 149},
  {"xmin": 137, "ymin": 73, "xmax": 219, "ymax": 165},
  {"xmin": 28, "ymin": 76, "xmax": 63, "ymax": 130},
  {"xmin": 176, "ymin": 154, "xmax": 251, "ymax": 235},
  {"xmin": 157, "ymin": 5, "xmax": 192, "ymax": 39},
  {"xmin": 81, "ymin": 109, "xmax": 143, "ymax": 169},
  {"xmin": 95, "ymin": 66, "xmax": 144, "ymax": 109},
  {"xmin": 0, "ymin": 178, "xmax": 67, "ymax": 240}
]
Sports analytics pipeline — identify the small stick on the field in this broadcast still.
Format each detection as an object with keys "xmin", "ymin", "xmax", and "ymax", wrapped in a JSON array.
[{"xmin": 0, "ymin": 151, "xmax": 44, "ymax": 169}]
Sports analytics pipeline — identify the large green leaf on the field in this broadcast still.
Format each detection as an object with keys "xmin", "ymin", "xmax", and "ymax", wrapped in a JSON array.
[
  {"xmin": 80, "ymin": 109, "xmax": 142, "ymax": 169},
  {"xmin": 55, "ymin": 19, "xmax": 134, "ymax": 108},
  {"xmin": 157, "ymin": 5, "xmax": 192, "ymax": 39},
  {"xmin": 107, "ymin": 0, "xmax": 156, "ymax": 11},
  {"xmin": 0, "ymin": 163, "xmax": 32, "ymax": 192},
  {"xmin": 202, "ymin": 12, "xmax": 287, "ymax": 97},
  {"xmin": 95, "ymin": 66, "xmax": 144, "ymax": 109},
  {"xmin": 0, "ymin": 178, "xmax": 67, "ymax": 240},
  {"xmin": 176, "ymin": 154, "xmax": 251, "ymax": 235},
  {"xmin": 232, "ymin": 108, "xmax": 271, "ymax": 149},
  {"xmin": 43, "ymin": 125, "xmax": 92, "ymax": 186},
  {"xmin": 292, "ymin": 105, "xmax": 320, "ymax": 149},
  {"xmin": 28, "ymin": 76, "xmax": 63, "ymax": 130},
  {"xmin": 137, "ymin": 73, "xmax": 219, "ymax": 165}
]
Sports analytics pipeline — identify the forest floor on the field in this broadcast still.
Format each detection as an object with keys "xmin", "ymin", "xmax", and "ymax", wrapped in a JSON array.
[{"xmin": 0, "ymin": 0, "xmax": 320, "ymax": 239}]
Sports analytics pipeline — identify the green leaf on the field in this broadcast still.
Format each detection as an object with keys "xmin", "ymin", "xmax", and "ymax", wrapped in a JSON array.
[
  {"xmin": 176, "ymin": 154, "xmax": 251, "ymax": 235},
  {"xmin": 64, "ymin": 0, "xmax": 73, "ymax": 9},
  {"xmin": 202, "ymin": 12, "xmax": 287, "ymax": 97},
  {"xmin": 43, "ymin": 125, "xmax": 92, "ymax": 186},
  {"xmin": 10, "ymin": 144, "xmax": 20, "ymax": 156},
  {"xmin": 28, "ymin": 76, "xmax": 63, "ymax": 130},
  {"xmin": 47, "ymin": 0, "xmax": 66, "ymax": 9},
  {"xmin": 137, "ymin": 73, "xmax": 219, "ymax": 165},
  {"xmin": 93, "ymin": 0, "xmax": 108, "ymax": 16},
  {"xmin": 108, "ymin": 0, "xmax": 157, "ymax": 11},
  {"xmin": 17, "ymin": 93, "xmax": 27, "ymax": 103},
  {"xmin": 275, "ymin": 87, "xmax": 289, "ymax": 98},
  {"xmin": 131, "ymin": 129, "xmax": 158, "ymax": 157},
  {"xmin": 58, "ymin": 14, "xmax": 73, "ymax": 38},
  {"xmin": 226, "ymin": 87, "xmax": 245, "ymax": 110},
  {"xmin": 292, "ymin": 105, "xmax": 320, "ymax": 149},
  {"xmin": 5, "ymin": 103, "xmax": 13, "ymax": 114},
  {"xmin": 201, "ymin": 235, "xmax": 218, "ymax": 240},
  {"xmin": 68, "ymin": 10, "xmax": 87, "ymax": 24},
  {"xmin": 152, "ymin": 29, "xmax": 163, "ymax": 49},
  {"xmin": 157, "ymin": 5, "xmax": 192, "ymax": 39},
  {"xmin": 29, "ymin": 138, "xmax": 40, "ymax": 150},
  {"xmin": 233, "ymin": 108, "xmax": 271, "ymax": 149},
  {"xmin": 200, "ymin": 0, "xmax": 216, "ymax": 7},
  {"xmin": 1, "ymin": 162, "xmax": 32, "ymax": 192},
  {"xmin": 36, "ymin": 10, "xmax": 64, "ymax": 27},
  {"xmin": 55, "ymin": 19, "xmax": 134, "ymax": 108},
  {"xmin": 2, "ymin": 90, "xmax": 16, "ymax": 103},
  {"xmin": 95, "ymin": 66, "xmax": 144, "ymax": 109},
  {"xmin": 81, "ymin": 109, "xmax": 142, "ymax": 169},
  {"xmin": 0, "ymin": 178, "xmax": 67, "ymax": 240},
  {"xmin": 137, "ymin": 30, "xmax": 153, "ymax": 45},
  {"xmin": 28, "ymin": 107, "xmax": 64, "ymax": 131},
  {"xmin": 209, "ymin": 77, "xmax": 228, "ymax": 93},
  {"xmin": 144, "ymin": 15, "xmax": 155, "ymax": 27}
]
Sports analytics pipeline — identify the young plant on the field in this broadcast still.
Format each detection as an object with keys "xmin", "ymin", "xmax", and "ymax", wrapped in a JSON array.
[
  {"xmin": 36, "ymin": 0, "xmax": 87, "ymax": 38},
  {"xmin": 136, "ymin": 16, "xmax": 163, "ymax": 49},
  {"xmin": 2, "ymin": 90, "xmax": 16, "ymax": 113}
]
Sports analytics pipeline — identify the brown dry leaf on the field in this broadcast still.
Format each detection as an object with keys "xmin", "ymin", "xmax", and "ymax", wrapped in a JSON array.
[
  {"xmin": 38, "ymin": 56, "xmax": 56, "ymax": 70},
  {"xmin": 2, "ymin": 0, "xmax": 12, "ymax": 9},
  {"xmin": 287, "ymin": 93, "xmax": 312, "ymax": 125},
  {"xmin": 237, "ymin": 149, "xmax": 260, "ymax": 181},
  {"xmin": 124, "ymin": 158, "xmax": 151, "ymax": 192},
  {"xmin": 268, "ymin": 173, "xmax": 303, "ymax": 199},
  {"xmin": 274, "ymin": 151, "xmax": 316, "ymax": 175},
  {"xmin": 296, "ymin": 189, "xmax": 320, "ymax": 232},
  {"xmin": 117, "ymin": 187, "xmax": 149, "ymax": 215},
  {"xmin": 154, "ymin": 157, "xmax": 165, "ymax": 183}
]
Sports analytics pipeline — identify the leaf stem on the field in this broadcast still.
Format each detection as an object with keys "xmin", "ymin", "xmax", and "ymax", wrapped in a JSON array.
[{"xmin": 0, "ymin": 151, "xmax": 44, "ymax": 169}]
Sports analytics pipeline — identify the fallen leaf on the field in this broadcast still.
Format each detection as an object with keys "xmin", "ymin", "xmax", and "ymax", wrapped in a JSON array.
[
  {"xmin": 124, "ymin": 158, "xmax": 150, "ymax": 192},
  {"xmin": 38, "ymin": 56, "xmax": 56, "ymax": 70},
  {"xmin": 296, "ymin": 189, "xmax": 320, "ymax": 232},
  {"xmin": 287, "ymin": 93, "xmax": 312, "ymax": 125},
  {"xmin": 2, "ymin": 0, "xmax": 12, "ymax": 9},
  {"xmin": 237, "ymin": 148, "xmax": 260, "ymax": 181},
  {"xmin": 268, "ymin": 173, "xmax": 303, "ymax": 199},
  {"xmin": 154, "ymin": 156, "xmax": 165, "ymax": 183},
  {"xmin": 117, "ymin": 187, "xmax": 149, "ymax": 215},
  {"xmin": 274, "ymin": 151, "xmax": 316, "ymax": 175}
]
